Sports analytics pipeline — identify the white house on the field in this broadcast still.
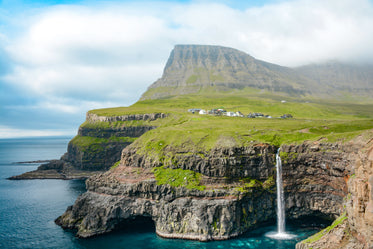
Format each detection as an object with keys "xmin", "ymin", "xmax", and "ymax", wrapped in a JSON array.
[
  {"xmin": 226, "ymin": 112, "xmax": 237, "ymax": 117},
  {"xmin": 199, "ymin": 109, "xmax": 207, "ymax": 115}
]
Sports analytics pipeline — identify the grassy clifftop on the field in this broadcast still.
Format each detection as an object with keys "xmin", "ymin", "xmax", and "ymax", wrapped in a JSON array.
[
  {"xmin": 90, "ymin": 90, "xmax": 373, "ymax": 118},
  {"xmin": 87, "ymin": 93, "xmax": 373, "ymax": 160}
]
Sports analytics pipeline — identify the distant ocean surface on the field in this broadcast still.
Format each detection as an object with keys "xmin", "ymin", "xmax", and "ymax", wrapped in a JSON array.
[{"xmin": 0, "ymin": 137, "xmax": 324, "ymax": 249}]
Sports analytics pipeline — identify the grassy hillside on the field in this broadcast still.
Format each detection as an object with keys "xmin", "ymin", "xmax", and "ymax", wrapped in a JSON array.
[
  {"xmin": 88, "ymin": 92, "xmax": 373, "ymax": 158},
  {"xmin": 90, "ymin": 90, "xmax": 373, "ymax": 119}
]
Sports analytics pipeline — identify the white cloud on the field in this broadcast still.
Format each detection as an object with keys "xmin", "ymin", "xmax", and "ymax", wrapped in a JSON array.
[{"xmin": 2, "ymin": 0, "xmax": 373, "ymax": 118}]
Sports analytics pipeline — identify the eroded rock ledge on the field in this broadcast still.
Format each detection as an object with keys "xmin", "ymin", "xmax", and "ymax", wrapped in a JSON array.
[
  {"xmin": 296, "ymin": 134, "xmax": 373, "ymax": 249},
  {"xmin": 9, "ymin": 113, "xmax": 167, "ymax": 180},
  {"xmin": 56, "ymin": 168, "xmax": 274, "ymax": 241},
  {"xmin": 55, "ymin": 139, "xmax": 366, "ymax": 242},
  {"xmin": 86, "ymin": 113, "xmax": 167, "ymax": 123}
]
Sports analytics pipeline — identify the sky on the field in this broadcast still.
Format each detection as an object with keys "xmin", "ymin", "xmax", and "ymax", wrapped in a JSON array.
[{"xmin": 0, "ymin": 0, "xmax": 373, "ymax": 138}]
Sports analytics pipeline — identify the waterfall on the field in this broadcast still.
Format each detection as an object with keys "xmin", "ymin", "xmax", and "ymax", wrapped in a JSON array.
[
  {"xmin": 275, "ymin": 148, "xmax": 285, "ymax": 234},
  {"xmin": 266, "ymin": 147, "xmax": 296, "ymax": 240}
]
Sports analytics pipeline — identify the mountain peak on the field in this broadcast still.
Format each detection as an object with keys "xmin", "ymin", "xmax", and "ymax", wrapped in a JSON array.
[
  {"xmin": 163, "ymin": 44, "xmax": 255, "ymax": 74},
  {"xmin": 140, "ymin": 44, "xmax": 373, "ymax": 101},
  {"xmin": 141, "ymin": 44, "xmax": 308, "ymax": 100}
]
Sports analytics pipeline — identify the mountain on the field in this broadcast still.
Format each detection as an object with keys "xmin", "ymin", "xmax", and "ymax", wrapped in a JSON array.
[
  {"xmin": 296, "ymin": 62, "xmax": 373, "ymax": 99},
  {"xmin": 141, "ymin": 44, "xmax": 373, "ymax": 101},
  {"xmin": 141, "ymin": 45, "xmax": 314, "ymax": 99}
]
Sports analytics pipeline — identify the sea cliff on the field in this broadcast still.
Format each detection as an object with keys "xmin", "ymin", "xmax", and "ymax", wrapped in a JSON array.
[
  {"xmin": 55, "ymin": 136, "xmax": 372, "ymax": 244},
  {"xmin": 296, "ymin": 134, "xmax": 373, "ymax": 248},
  {"xmin": 9, "ymin": 113, "xmax": 167, "ymax": 179}
]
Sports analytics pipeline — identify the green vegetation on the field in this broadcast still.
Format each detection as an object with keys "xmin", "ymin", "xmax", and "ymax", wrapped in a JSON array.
[
  {"xmin": 89, "ymin": 91, "xmax": 373, "ymax": 118},
  {"xmin": 235, "ymin": 178, "xmax": 262, "ymax": 192},
  {"xmin": 279, "ymin": 151, "xmax": 298, "ymax": 164},
  {"xmin": 302, "ymin": 212, "xmax": 347, "ymax": 244},
  {"xmin": 262, "ymin": 176, "xmax": 275, "ymax": 190},
  {"xmin": 186, "ymin": 75, "xmax": 198, "ymax": 84},
  {"xmin": 80, "ymin": 119, "xmax": 158, "ymax": 129},
  {"xmin": 111, "ymin": 161, "xmax": 121, "ymax": 170},
  {"xmin": 84, "ymin": 92, "xmax": 372, "ymax": 163},
  {"xmin": 70, "ymin": 135, "xmax": 136, "ymax": 152},
  {"xmin": 235, "ymin": 176, "xmax": 275, "ymax": 193},
  {"xmin": 152, "ymin": 166, "xmax": 206, "ymax": 191},
  {"xmin": 132, "ymin": 114, "xmax": 372, "ymax": 159}
]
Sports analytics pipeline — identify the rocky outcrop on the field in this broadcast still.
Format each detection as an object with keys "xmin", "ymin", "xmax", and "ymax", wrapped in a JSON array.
[
  {"xmin": 141, "ymin": 45, "xmax": 373, "ymax": 100},
  {"xmin": 121, "ymin": 144, "xmax": 277, "ymax": 179},
  {"xmin": 281, "ymin": 142, "xmax": 356, "ymax": 219},
  {"xmin": 62, "ymin": 140, "xmax": 132, "ymax": 171},
  {"xmin": 55, "ymin": 168, "xmax": 275, "ymax": 241},
  {"xmin": 86, "ymin": 113, "xmax": 167, "ymax": 123},
  {"xmin": 56, "ymin": 139, "xmax": 367, "ymax": 241},
  {"xmin": 78, "ymin": 126, "xmax": 156, "ymax": 138},
  {"xmin": 296, "ymin": 134, "xmax": 373, "ymax": 249},
  {"xmin": 141, "ymin": 45, "xmax": 311, "ymax": 100},
  {"xmin": 8, "ymin": 160, "xmax": 102, "ymax": 180},
  {"xmin": 10, "ymin": 112, "xmax": 168, "ymax": 180}
]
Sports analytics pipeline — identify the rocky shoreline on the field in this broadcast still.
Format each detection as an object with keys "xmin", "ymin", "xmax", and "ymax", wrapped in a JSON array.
[
  {"xmin": 9, "ymin": 112, "xmax": 168, "ymax": 180},
  {"xmin": 55, "ymin": 167, "xmax": 275, "ymax": 241},
  {"xmin": 8, "ymin": 160, "xmax": 104, "ymax": 180}
]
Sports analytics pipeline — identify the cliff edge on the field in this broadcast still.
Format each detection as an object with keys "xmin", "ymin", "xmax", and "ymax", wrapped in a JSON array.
[
  {"xmin": 9, "ymin": 112, "xmax": 167, "ymax": 179},
  {"xmin": 55, "ymin": 137, "xmax": 371, "ymax": 243}
]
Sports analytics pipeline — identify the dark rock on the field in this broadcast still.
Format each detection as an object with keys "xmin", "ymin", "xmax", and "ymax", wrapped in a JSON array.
[
  {"xmin": 9, "ymin": 112, "xmax": 167, "ymax": 179},
  {"xmin": 56, "ymin": 140, "xmax": 366, "ymax": 241}
]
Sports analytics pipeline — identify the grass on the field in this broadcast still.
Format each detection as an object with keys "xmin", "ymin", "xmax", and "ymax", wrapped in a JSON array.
[
  {"xmin": 152, "ymin": 166, "xmax": 206, "ymax": 190},
  {"xmin": 80, "ymin": 119, "xmax": 161, "ymax": 129},
  {"xmin": 235, "ymin": 176, "xmax": 275, "ymax": 193},
  {"xmin": 186, "ymin": 75, "xmax": 198, "ymax": 84},
  {"xmin": 70, "ymin": 135, "xmax": 136, "ymax": 152},
  {"xmin": 89, "ymin": 91, "xmax": 373, "ymax": 119},
  {"xmin": 82, "ymin": 92, "xmax": 372, "ymax": 163},
  {"xmin": 302, "ymin": 212, "xmax": 347, "ymax": 244},
  {"xmin": 131, "ymin": 115, "xmax": 372, "ymax": 157},
  {"xmin": 110, "ymin": 161, "xmax": 121, "ymax": 170}
]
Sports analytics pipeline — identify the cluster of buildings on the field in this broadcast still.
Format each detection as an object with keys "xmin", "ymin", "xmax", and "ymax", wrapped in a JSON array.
[{"xmin": 187, "ymin": 108, "xmax": 293, "ymax": 119}]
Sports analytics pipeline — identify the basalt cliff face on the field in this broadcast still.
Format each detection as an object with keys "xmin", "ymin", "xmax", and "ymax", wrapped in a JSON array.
[
  {"xmin": 9, "ymin": 113, "xmax": 167, "ymax": 180},
  {"xmin": 56, "ymin": 144, "xmax": 278, "ymax": 241},
  {"xmin": 297, "ymin": 135, "xmax": 373, "ymax": 249},
  {"xmin": 55, "ymin": 138, "xmax": 370, "ymax": 243}
]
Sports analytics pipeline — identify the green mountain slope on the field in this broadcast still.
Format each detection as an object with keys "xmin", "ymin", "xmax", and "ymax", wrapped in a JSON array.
[
  {"xmin": 141, "ymin": 45, "xmax": 315, "ymax": 100},
  {"xmin": 141, "ymin": 44, "xmax": 373, "ymax": 102}
]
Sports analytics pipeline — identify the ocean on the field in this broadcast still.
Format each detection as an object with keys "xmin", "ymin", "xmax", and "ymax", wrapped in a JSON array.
[{"xmin": 0, "ymin": 137, "xmax": 325, "ymax": 249}]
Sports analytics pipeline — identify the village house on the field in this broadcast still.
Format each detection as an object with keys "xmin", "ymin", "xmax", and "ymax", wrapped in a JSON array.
[
  {"xmin": 281, "ymin": 114, "xmax": 293, "ymax": 119},
  {"xmin": 226, "ymin": 112, "xmax": 237, "ymax": 117},
  {"xmin": 188, "ymin": 108, "xmax": 201, "ymax": 114},
  {"xmin": 189, "ymin": 108, "xmax": 292, "ymax": 119},
  {"xmin": 199, "ymin": 109, "xmax": 207, "ymax": 115}
]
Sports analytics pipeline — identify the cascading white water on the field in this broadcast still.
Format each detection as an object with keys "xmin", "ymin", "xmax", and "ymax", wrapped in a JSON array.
[
  {"xmin": 266, "ymin": 148, "xmax": 296, "ymax": 240},
  {"xmin": 275, "ymin": 148, "xmax": 285, "ymax": 234}
]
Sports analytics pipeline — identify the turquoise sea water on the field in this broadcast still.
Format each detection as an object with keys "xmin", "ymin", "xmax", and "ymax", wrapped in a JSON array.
[{"xmin": 0, "ymin": 137, "xmax": 326, "ymax": 249}]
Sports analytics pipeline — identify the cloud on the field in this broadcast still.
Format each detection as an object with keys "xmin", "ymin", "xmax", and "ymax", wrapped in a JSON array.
[
  {"xmin": 167, "ymin": 0, "xmax": 373, "ymax": 66},
  {"xmin": 1, "ymin": 0, "xmax": 373, "ymax": 137},
  {"xmin": 3, "ymin": 6, "xmax": 172, "ymax": 115}
]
